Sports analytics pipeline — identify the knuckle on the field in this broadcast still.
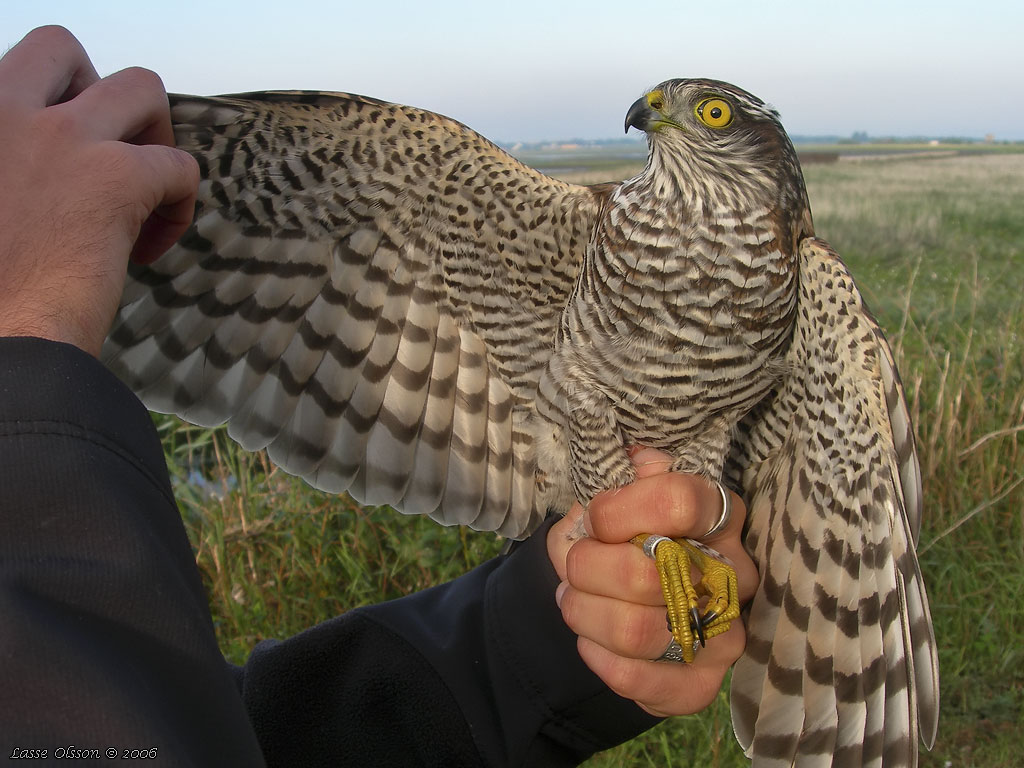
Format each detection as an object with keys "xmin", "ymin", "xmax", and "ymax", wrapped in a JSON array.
[
  {"xmin": 629, "ymin": 551, "xmax": 661, "ymax": 593},
  {"xmin": 563, "ymin": 540, "xmax": 588, "ymax": 585},
  {"xmin": 663, "ymin": 475, "xmax": 703, "ymax": 535},
  {"xmin": 158, "ymin": 143, "xmax": 200, "ymax": 184},
  {"xmin": 34, "ymin": 105, "xmax": 82, "ymax": 141},
  {"xmin": 615, "ymin": 606, "xmax": 657, "ymax": 651},
  {"xmin": 599, "ymin": 653, "xmax": 639, "ymax": 695},
  {"xmin": 557, "ymin": 585, "xmax": 579, "ymax": 626},
  {"xmin": 584, "ymin": 493, "xmax": 613, "ymax": 534},
  {"xmin": 116, "ymin": 66, "xmax": 167, "ymax": 95},
  {"xmin": 648, "ymin": 662, "xmax": 728, "ymax": 717},
  {"xmin": 720, "ymin": 622, "xmax": 747, "ymax": 664},
  {"xmin": 28, "ymin": 25, "xmax": 79, "ymax": 49},
  {"xmin": 693, "ymin": 664, "xmax": 729, "ymax": 700}
]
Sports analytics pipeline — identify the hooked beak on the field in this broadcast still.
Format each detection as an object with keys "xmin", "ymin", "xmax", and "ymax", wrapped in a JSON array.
[{"xmin": 624, "ymin": 96, "xmax": 654, "ymax": 134}]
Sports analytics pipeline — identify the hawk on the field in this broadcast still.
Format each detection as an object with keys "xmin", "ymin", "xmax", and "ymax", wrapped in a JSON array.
[{"xmin": 102, "ymin": 78, "xmax": 939, "ymax": 765}]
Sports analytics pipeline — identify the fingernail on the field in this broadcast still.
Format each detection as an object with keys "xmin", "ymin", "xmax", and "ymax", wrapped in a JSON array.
[
  {"xmin": 629, "ymin": 447, "xmax": 673, "ymax": 467},
  {"xmin": 555, "ymin": 580, "xmax": 568, "ymax": 607},
  {"xmin": 582, "ymin": 511, "xmax": 595, "ymax": 538}
]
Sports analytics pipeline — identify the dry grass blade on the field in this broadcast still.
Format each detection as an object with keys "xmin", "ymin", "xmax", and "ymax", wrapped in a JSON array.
[
  {"xmin": 918, "ymin": 473, "xmax": 1024, "ymax": 555},
  {"xmin": 958, "ymin": 423, "xmax": 1024, "ymax": 459}
]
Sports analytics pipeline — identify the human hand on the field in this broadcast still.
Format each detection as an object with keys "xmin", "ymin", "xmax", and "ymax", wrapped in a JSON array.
[
  {"xmin": 0, "ymin": 26, "xmax": 198, "ymax": 356},
  {"xmin": 547, "ymin": 448, "xmax": 759, "ymax": 717}
]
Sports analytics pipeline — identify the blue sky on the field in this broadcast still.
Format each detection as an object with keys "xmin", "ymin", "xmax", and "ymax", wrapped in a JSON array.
[{"xmin": 5, "ymin": 1, "xmax": 1023, "ymax": 142}]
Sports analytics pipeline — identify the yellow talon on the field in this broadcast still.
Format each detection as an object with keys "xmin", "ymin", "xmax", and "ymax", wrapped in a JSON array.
[{"xmin": 631, "ymin": 534, "xmax": 740, "ymax": 662}]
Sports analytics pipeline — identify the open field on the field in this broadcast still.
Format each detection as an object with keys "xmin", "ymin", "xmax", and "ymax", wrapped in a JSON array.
[{"xmin": 165, "ymin": 149, "xmax": 1024, "ymax": 766}]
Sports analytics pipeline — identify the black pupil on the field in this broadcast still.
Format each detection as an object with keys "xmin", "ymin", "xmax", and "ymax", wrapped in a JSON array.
[{"xmin": 710, "ymin": 107, "xmax": 722, "ymax": 119}]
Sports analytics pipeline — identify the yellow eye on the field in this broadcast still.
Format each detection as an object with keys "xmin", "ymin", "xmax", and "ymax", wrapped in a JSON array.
[{"xmin": 695, "ymin": 97, "xmax": 732, "ymax": 128}]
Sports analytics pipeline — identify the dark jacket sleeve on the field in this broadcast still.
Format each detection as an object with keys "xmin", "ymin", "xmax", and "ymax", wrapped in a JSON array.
[
  {"xmin": 0, "ymin": 338, "xmax": 659, "ymax": 766},
  {"xmin": 238, "ymin": 519, "xmax": 661, "ymax": 767},
  {"xmin": 0, "ymin": 337, "xmax": 266, "ymax": 765}
]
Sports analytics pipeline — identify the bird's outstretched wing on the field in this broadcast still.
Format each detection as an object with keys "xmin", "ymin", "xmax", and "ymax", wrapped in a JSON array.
[
  {"xmin": 727, "ymin": 238, "xmax": 939, "ymax": 766},
  {"xmin": 103, "ymin": 91, "xmax": 608, "ymax": 538}
]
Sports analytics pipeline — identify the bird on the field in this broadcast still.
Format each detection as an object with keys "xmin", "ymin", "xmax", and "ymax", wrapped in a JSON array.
[{"xmin": 102, "ymin": 78, "xmax": 939, "ymax": 766}]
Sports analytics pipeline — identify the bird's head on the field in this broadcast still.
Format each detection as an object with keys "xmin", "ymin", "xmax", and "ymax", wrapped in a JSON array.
[{"xmin": 625, "ymin": 78, "xmax": 813, "ymax": 242}]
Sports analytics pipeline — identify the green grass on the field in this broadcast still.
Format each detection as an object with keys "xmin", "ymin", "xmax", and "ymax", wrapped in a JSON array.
[
  {"xmin": 163, "ymin": 151, "xmax": 1024, "ymax": 765},
  {"xmin": 162, "ymin": 419, "xmax": 505, "ymax": 664}
]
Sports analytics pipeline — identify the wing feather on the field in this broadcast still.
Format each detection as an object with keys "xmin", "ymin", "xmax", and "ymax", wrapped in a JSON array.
[
  {"xmin": 361, "ymin": 284, "xmax": 441, "ymax": 504},
  {"xmin": 878, "ymin": 344, "xmax": 939, "ymax": 750},
  {"xmin": 729, "ymin": 238, "xmax": 938, "ymax": 766},
  {"xmin": 402, "ymin": 313, "xmax": 461, "ymax": 513},
  {"xmin": 103, "ymin": 90, "xmax": 605, "ymax": 537}
]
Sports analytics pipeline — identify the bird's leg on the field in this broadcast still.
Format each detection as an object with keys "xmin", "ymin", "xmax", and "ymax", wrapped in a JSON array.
[
  {"xmin": 559, "ymin": 386, "xmax": 636, "ymax": 536},
  {"xmin": 630, "ymin": 536, "xmax": 739, "ymax": 662},
  {"xmin": 667, "ymin": 413, "xmax": 736, "ymax": 479}
]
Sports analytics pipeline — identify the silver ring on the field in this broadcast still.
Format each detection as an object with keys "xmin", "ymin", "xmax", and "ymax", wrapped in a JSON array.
[
  {"xmin": 652, "ymin": 637, "xmax": 700, "ymax": 663},
  {"xmin": 702, "ymin": 481, "xmax": 732, "ymax": 539},
  {"xmin": 654, "ymin": 638, "xmax": 686, "ymax": 663}
]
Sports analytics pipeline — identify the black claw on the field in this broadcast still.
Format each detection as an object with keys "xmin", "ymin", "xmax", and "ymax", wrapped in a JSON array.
[
  {"xmin": 690, "ymin": 607, "xmax": 706, "ymax": 647},
  {"xmin": 701, "ymin": 609, "xmax": 720, "ymax": 628}
]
